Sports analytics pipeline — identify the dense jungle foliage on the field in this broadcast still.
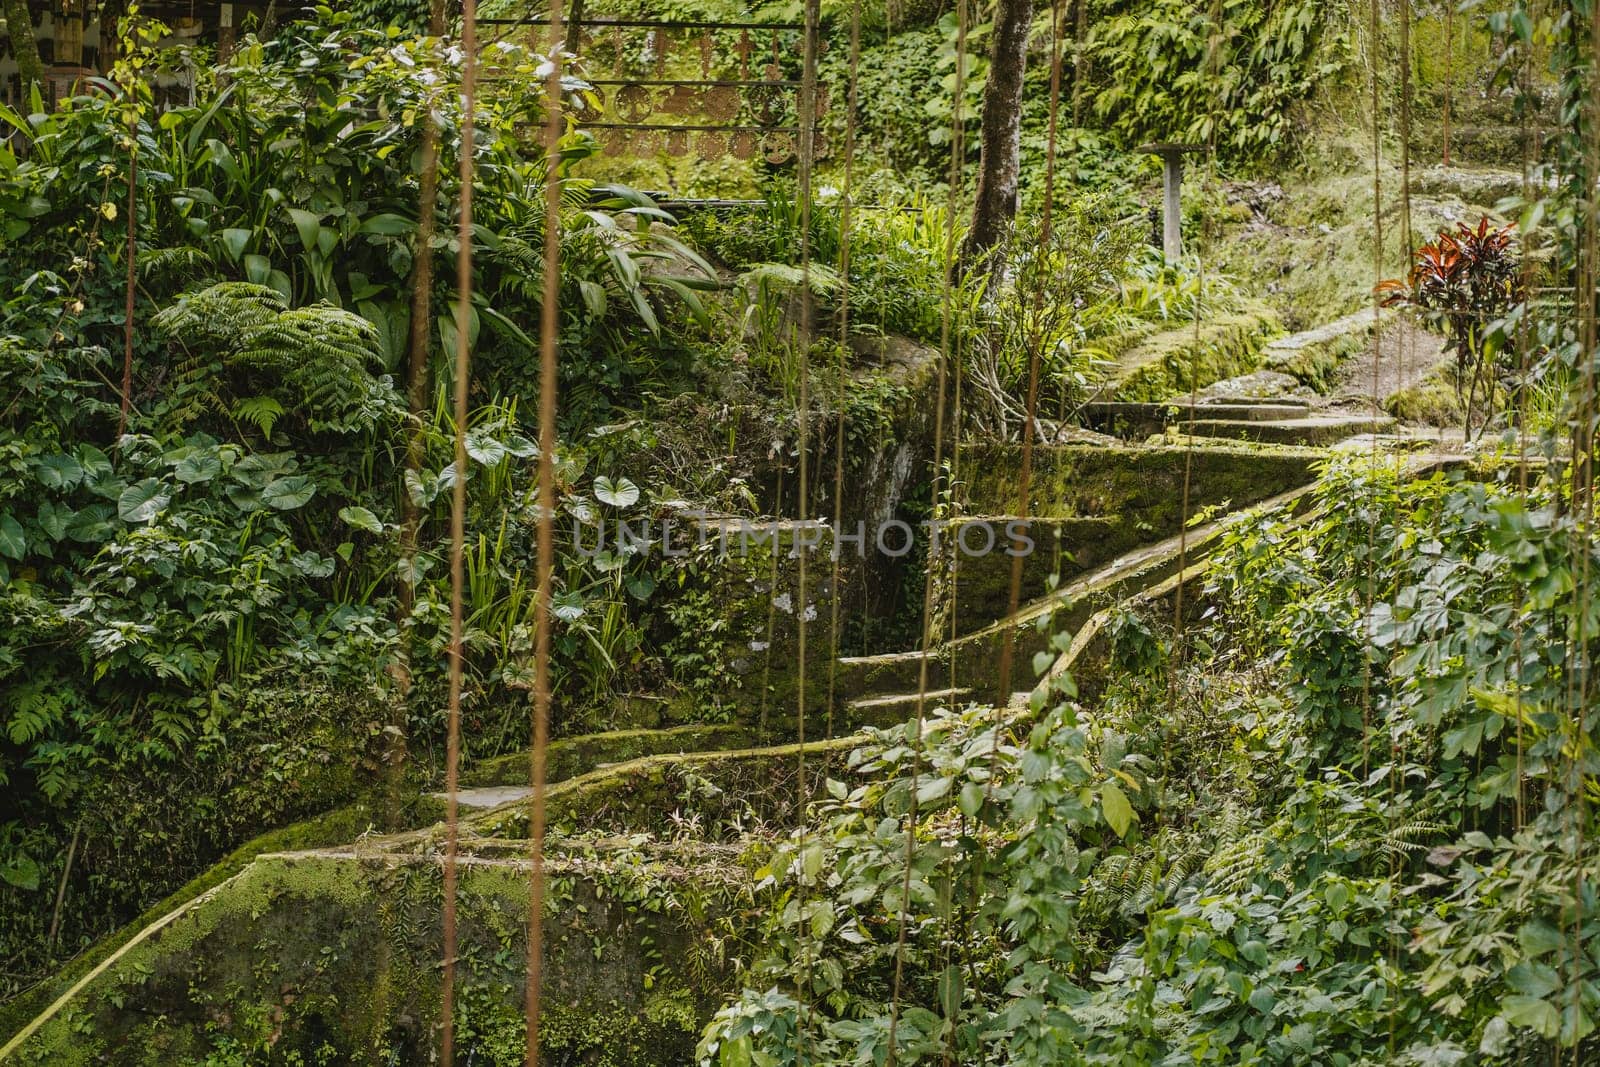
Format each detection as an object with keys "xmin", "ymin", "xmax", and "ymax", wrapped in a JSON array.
[
  {"xmin": 0, "ymin": 0, "xmax": 1597, "ymax": 1063},
  {"xmin": 699, "ymin": 457, "xmax": 1600, "ymax": 1063}
]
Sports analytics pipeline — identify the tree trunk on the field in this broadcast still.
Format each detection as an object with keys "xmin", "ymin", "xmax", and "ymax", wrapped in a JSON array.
[
  {"xmin": 960, "ymin": 0, "xmax": 1033, "ymax": 271},
  {"xmin": 4, "ymin": 0, "xmax": 44, "ymax": 98}
]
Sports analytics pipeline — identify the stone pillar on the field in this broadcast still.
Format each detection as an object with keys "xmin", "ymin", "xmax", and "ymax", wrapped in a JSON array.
[
  {"xmin": 1161, "ymin": 150, "xmax": 1182, "ymax": 261},
  {"xmin": 1136, "ymin": 142, "xmax": 1203, "ymax": 264}
]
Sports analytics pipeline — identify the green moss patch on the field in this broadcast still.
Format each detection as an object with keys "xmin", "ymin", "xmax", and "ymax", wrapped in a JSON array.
[{"xmin": 6, "ymin": 846, "xmax": 749, "ymax": 1066}]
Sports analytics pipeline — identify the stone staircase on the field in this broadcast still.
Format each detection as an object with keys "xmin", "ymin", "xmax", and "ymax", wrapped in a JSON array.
[{"xmin": 1082, "ymin": 399, "xmax": 1394, "ymax": 446}]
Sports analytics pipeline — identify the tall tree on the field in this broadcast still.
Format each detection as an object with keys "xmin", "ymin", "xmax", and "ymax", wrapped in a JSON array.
[
  {"xmin": 960, "ymin": 0, "xmax": 1034, "ymax": 270},
  {"xmin": 3, "ymin": 0, "xmax": 44, "ymax": 97}
]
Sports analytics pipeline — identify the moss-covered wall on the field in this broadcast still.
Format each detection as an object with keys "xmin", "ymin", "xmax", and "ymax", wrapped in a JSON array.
[
  {"xmin": 7, "ymin": 849, "xmax": 748, "ymax": 1066},
  {"xmin": 959, "ymin": 443, "xmax": 1323, "ymax": 529}
]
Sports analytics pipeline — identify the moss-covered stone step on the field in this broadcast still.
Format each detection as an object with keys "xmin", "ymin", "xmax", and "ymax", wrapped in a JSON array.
[
  {"xmin": 1262, "ymin": 308, "xmax": 1388, "ymax": 391},
  {"xmin": 1103, "ymin": 305, "xmax": 1281, "ymax": 403},
  {"xmin": 460, "ymin": 735, "xmax": 863, "ymax": 842},
  {"xmin": 846, "ymin": 687, "xmax": 974, "ymax": 726},
  {"xmin": 462, "ymin": 723, "xmax": 757, "ymax": 788},
  {"xmin": 1182, "ymin": 414, "xmax": 1396, "ymax": 446},
  {"xmin": 2, "ymin": 845, "xmax": 750, "ymax": 1066},
  {"xmin": 1082, "ymin": 400, "xmax": 1312, "ymax": 437},
  {"xmin": 842, "ymin": 479, "xmax": 1322, "ymax": 704},
  {"xmin": 1034, "ymin": 450, "xmax": 1472, "ymax": 701}
]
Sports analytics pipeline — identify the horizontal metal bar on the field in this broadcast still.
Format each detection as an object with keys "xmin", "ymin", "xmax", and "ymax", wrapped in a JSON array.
[
  {"xmin": 648, "ymin": 199, "xmax": 927, "ymax": 214},
  {"xmin": 580, "ymin": 123, "xmax": 802, "ymax": 132},
  {"xmin": 585, "ymin": 79, "xmax": 800, "ymax": 87},
  {"xmin": 480, "ymin": 18, "xmax": 806, "ymax": 30}
]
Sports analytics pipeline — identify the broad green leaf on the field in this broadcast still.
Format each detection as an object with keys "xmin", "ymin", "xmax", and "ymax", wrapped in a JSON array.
[
  {"xmin": 36, "ymin": 500, "xmax": 69, "ymax": 541},
  {"xmin": 937, "ymin": 965, "xmax": 965, "ymax": 1019},
  {"xmin": 243, "ymin": 253, "xmax": 272, "ymax": 284},
  {"xmin": 0, "ymin": 514, "xmax": 24, "ymax": 560},
  {"xmin": 915, "ymin": 774, "xmax": 952, "ymax": 806},
  {"xmin": 464, "ymin": 431, "xmax": 508, "ymax": 467},
  {"xmin": 219, "ymin": 227, "xmax": 253, "ymax": 263},
  {"xmin": 174, "ymin": 452, "xmax": 222, "ymax": 484},
  {"xmin": 0, "ymin": 856, "xmax": 39, "ymax": 891},
  {"xmin": 338, "ymin": 506, "xmax": 384, "ymax": 533},
  {"xmin": 800, "ymin": 843, "xmax": 825, "ymax": 880},
  {"xmin": 1101, "ymin": 780, "xmax": 1135, "ymax": 838},
  {"xmin": 358, "ymin": 213, "xmax": 415, "ymax": 236},
  {"xmin": 718, "ymin": 1034, "xmax": 752, "ymax": 1067},
  {"xmin": 1248, "ymin": 987, "xmax": 1277, "ymax": 1015},
  {"xmin": 117, "ymin": 479, "xmax": 171, "ymax": 523},
  {"xmin": 551, "ymin": 590, "xmax": 585, "ymax": 621},
  {"xmin": 66, "ymin": 504, "xmax": 114, "ymax": 543},
  {"xmin": 593, "ymin": 476, "xmax": 640, "ymax": 508},
  {"xmin": 286, "ymin": 207, "xmax": 323, "ymax": 250},
  {"xmin": 261, "ymin": 476, "xmax": 316, "ymax": 511},
  {"xmin": 1506, "ymin": 961, "xmax": 1560, "ymax": 1000},
  {"xmin": 34, "ymin": 453, "xmax": 84, "ymax": 490},
  {"xmin": 1518, "ymin": 919, "xmax": 1564, "ymax": 957},
  {"xmin": 1502, "ymin": 995, "xmax": 1559, "ymax": 1038}
]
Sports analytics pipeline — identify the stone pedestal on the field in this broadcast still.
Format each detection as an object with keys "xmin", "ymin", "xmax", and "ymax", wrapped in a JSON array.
[{"xmin": 1136, "ymin": 142, "xmax": 1205, "ymax": 262}]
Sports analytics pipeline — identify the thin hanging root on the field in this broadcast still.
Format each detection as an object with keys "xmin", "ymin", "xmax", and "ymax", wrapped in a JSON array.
[
  {"xmin": 791, "ymin": 0, "xmax": 821, "ymax": 1050},
  {"xmin": 884, "ymin": 0, "xmax": 966, "ymax": 1059},
  {"xmin": 524, "ymin": 0, "xmax": 565, "ymax": 1061},
  {"xmin": 1359, "ymin": 0, "xmax": 1384, "ymax": 783},
  {"xmin": 439, "ymin": 1, "xmax": 479, "ymax": 1063},
  {"xmin": 120, "ymin": 119, "xmax": 136, "ymax": 440},
  {"xmin": 949, "ymin": 0, "xmax": 1064, "ymax": 1059},
  {"xmin": 1167, "ymin": 0, "xmax": 1221, "ymax": 729},
  {"xmin": 825, "ymin": 0, "xmax": 862, "ymax": 740},
  {"xmin": 1566, "ymin": 4, "xmax": 1600, "ymax": 1056}
]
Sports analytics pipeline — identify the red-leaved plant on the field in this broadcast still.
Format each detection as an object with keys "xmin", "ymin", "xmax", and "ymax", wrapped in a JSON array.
[{"xmin": 1377, "ymin": 218, "xmax": 1522, "ymax": 437}]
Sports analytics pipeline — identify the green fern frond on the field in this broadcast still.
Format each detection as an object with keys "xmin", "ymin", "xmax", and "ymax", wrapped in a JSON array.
[
  {"xmin": 232, "ymin": 396, "xmax": 286, "ymax": 438},
  {"xmin": 738, "ymin": 261, "xmax": 844, "ymax": 297},
  {"xmin": 139, "ymin": 245, "xmax": 217, "ymax": 288},
  {"xmin": 153, "ymin": 282, "xmax": 395, "ymax": 436},
  {"xmin": 151, "ymin": 282, "xmax": 286, "ymax": 352}
]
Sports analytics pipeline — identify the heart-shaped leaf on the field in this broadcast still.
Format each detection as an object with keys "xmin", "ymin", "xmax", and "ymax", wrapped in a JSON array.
[
  {"xmin": 34, "ymin": 453, "xmax": 84, "ymax": 490},
  {"xmin": 66, "ymin": 504, "xmax": 115, "ymax": 543},
  {"xmin": 117, "ymin": 479, "xmax": 171, "ymax": 523},
  {"xmin": 36, "ymin": 500, "xmax": 70, "ymax": 542},
  {"xmin": 593, "ymin": 476, "xmax": 640, "ymax": 508},
  {"xmin": 551, "ymin": 590, "xmax": 585, "ymax": 621},
  {"xmin": 261, "ymin": 476, "xmax": 316, "ymax": 511},
  {"xmin": 338, "ymin": 505, "xmax": 384, "ymax": 533},
  {"xmin": 465, "ymin": 431, "xmax": 508, "ymax": 468},
  {"xmin": 174, "ymin": 452, "xmax": 222, "ymax": 484},
  {"xmin": 0, "ymin": 514, "xmax": 25, "ymax": 560},
  {"xmin": 0, "ymin": 856, "xmax": 39, "ymax": 891}
]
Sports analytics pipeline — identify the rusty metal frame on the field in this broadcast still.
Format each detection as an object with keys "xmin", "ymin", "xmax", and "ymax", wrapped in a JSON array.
[{"xmin": 481, "ymin": 15, "xmax": 822, "ymax": 164}]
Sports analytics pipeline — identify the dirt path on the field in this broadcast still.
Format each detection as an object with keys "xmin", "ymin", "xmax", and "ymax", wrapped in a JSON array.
[{"xmin": 1323, "ymin": 319, "xmax": 1446, "ymax": 413}]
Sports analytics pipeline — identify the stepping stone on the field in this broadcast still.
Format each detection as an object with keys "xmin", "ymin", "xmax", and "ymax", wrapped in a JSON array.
[
  {"xmin": 847, "ymin": 688, "xmax": 973, "ymax": 726},
  {"xmin": 1183, "ymin": 414, "xmax": 1396, "ymax": 447},
  {"xmin": 431, "ymin": 786, "xmax": 532, "ymax": 809},
  {"xmin": 1081, "ymin": 400, "xmax": 1312, "ymax": 438},
  {"xmin": 1195, "ymin": 370, "xmax": 1311, "ymax": 403}
]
